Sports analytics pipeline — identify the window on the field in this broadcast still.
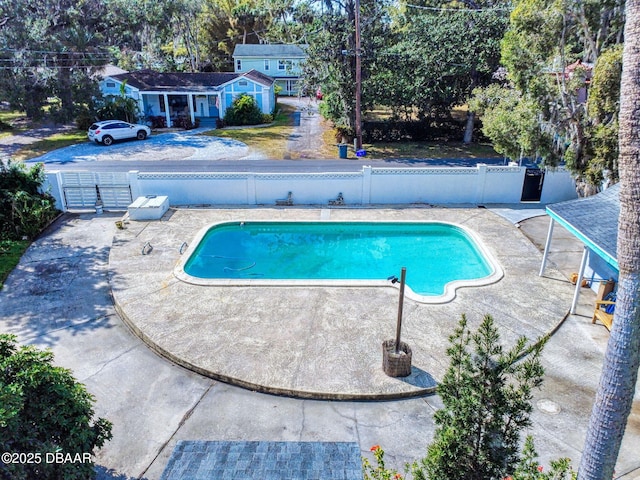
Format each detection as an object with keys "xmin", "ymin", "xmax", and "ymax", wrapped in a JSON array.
[
  {"xmin": 159, "ymin": 95, "xmax": 166, "ymax": 112},
  {"xmin": 106, "ymin": 82, "xmax": 116, "ymax": 88},
  {"xmin": 264, "ymin": 60, "xmax": 270, "ymax": 71},
  {"xmin": 239, "ymin": 80, "xmax": 248, "ymax": 86},
  {"xmin": 278, "ymin": 60, "xmax": 293, "ymax": 72},
  {"xmin": 236, "ymin": 59, "xmax": 242, "ymax": 71}
]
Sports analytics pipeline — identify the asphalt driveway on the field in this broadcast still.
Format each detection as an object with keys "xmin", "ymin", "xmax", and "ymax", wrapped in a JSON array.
[{"xmin": 26, "ymin": 129, "xmax": 257, "ymax": 165}]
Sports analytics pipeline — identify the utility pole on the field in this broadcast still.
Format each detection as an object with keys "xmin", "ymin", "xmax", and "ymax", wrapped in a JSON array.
[{"xmin": 354, "ymin": 0, "xmax": 363, "ymax": 150}]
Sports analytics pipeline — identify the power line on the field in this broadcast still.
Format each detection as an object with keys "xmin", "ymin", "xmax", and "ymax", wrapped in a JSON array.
[{"xmin": 404, "ymin": 3, "xmax": 512, "ymax": 12}]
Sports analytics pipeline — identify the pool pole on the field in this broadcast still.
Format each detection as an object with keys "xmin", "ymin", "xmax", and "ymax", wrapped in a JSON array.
[{"xmin": 395, "ymin": 267, "xmax": 407, "ymax": 354}]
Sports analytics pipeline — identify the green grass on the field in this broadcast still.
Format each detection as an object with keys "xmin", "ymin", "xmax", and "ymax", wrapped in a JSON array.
[
  {"xmin": 364, "ymin": 141, "xmax": 500, "ymax": 159},
  {"xmin": 12, "ymin": 130, "xmax": 87, "ymax": 161},
  {"xmin": 203, "ymin": 103, "xmax": 297, "ymax": 159},
  {"xmin": 0, "ymin": 240, "xmax": 30, "ymax": 289}
]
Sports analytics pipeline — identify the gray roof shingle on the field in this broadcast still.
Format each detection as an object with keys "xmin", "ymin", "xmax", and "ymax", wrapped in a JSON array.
[
  {"xmin": 547, "ymin": 183, "xmax": 619, "ymax": 267},
  {"xmin": 233, "ymin": 44, "xmax": 308, "ymax": 58},
  {"xmin": 160, "ymin": 441, "xmax": 363, "ymax": 480},
  {"xmin": 109, "ymin": 69, "xmax": 274, "ymax": 92}
]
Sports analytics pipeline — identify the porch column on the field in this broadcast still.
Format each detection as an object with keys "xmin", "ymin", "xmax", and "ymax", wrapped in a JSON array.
[
  {"xmin": 571, "ymin": 246, "xmax": 589, "ymax": 314},
  {"xmin": 539, "ymin": 217, "xmax": 555, "ymax": 276},
  {"xmin": 163, "ymin": 94, "xmax": 171, "ymax": 128},
  {"xmin": 136, "ymin": 93, "xmax": 145, "ymax": 120},
  {"xmin": 187, "ymin": 94, "xmax": 195, "ymax": 125}
]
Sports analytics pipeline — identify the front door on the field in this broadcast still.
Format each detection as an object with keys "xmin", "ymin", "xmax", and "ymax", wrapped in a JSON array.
[{"xmin": 195, "ymin": 97, "xmax": 208, "ymax": 117}]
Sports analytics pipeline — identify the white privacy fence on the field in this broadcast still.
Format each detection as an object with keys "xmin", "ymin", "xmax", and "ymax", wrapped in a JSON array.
[{"xmin": 44, "ymin": 164, "xmax": 577, "ymax": 211}]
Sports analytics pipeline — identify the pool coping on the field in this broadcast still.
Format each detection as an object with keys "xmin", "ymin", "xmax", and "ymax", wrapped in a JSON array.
[{"xmin": 173, "ymin": 220, "xmax": 504, "ymax": 304}]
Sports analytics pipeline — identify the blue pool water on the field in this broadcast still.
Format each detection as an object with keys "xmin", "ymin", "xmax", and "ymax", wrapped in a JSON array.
[{"xmin": 183, "ymin": 221, "xmax": 494, "ymax": 296}]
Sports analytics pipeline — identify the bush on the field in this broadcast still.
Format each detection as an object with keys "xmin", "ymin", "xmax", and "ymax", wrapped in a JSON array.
[
  {"xmin": 224, "ymin": 94, "xmax": 264, "ymax": 126},
  {"xmin": 0, "ymin": 161, "xmax": 59, "ymax": 240},
  {"xmin": 75, "ymin": 107, "xmax": 95, "ymax": 131},
  {"xmin": 362, "ymin": 120, "xmax": 470, "ymax": 143},
  {"xmin": 0, "ymin": 334, "xmax": 112, "ymax": 480}
]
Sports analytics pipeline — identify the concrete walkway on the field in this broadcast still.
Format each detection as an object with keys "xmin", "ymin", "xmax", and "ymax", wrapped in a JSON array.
[
  {"xmin": 1, "ymin": 208, "xmax": 639, "ymax": 479},
  {"xmin": 279, "ymin": 97, "xmax": 332, "ymax": 159}
]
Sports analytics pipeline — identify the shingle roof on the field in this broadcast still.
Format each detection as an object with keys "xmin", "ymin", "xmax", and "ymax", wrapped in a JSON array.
[
  {"xmin": 159, "ymin": 441, "xmax": 363, "ymax": 480},
  {"xmin": 547, "ymin": 183, "xmax": 619, "ymax": 269},
  {"xmin": 242, "ymin": 69, "xmax": 276, "ymax": 85},
  {"xmin": 233, "ymin": 44, "xmax": 308, "ymax": 58},
  {"xmin": 109, "ymin": 69, "xmax": 273, "ymax": 91}
]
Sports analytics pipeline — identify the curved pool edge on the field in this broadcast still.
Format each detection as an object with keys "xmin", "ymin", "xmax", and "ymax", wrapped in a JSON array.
[
  {"xmin": 112, "ymin": 295, "xmax": 438, "ymax": 401},
  {"xmin": 173, "ymin": 220, "xmax": 504, "ymax": 304}
]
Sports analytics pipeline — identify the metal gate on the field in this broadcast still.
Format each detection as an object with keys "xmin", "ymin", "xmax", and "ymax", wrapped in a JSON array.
[
  {"xmin": 61, "ymin": 172, "xmax": 132, "ymax": 210},
  {"xmin": 521, "ymin": 168, "xmax": 545, "ymax": 202}
]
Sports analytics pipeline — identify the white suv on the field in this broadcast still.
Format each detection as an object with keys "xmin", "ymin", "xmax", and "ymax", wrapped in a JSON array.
[{"xmin": 88, "ymin": 120, "xmax": 151, "ymax": 146}]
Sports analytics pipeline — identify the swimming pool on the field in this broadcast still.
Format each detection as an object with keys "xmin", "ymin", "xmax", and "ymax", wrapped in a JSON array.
[{"xmin": 175, "ymin": 221, "xmax": 503, "ymax": 303}]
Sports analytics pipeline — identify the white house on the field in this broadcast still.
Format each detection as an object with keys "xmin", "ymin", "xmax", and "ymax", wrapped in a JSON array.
[
  {"xmin": 99, "ymin": 69, "xmax": 276, "ymax": 128},
  {"xmin": 232, "ymin": 44, "xmax": 307, "ymax": 96}
]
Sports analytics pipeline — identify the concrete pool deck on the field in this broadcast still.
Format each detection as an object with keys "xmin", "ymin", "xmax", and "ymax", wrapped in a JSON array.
[
  {"xmin": 110, "ymin": 206, "xmax": 574, "ymax": 400},
  {"xmin": 2, "ymin": 207, "xmax": 640, "ymax": 478}
]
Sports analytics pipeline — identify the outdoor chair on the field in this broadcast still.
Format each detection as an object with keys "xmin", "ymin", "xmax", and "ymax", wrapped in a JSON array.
[{"xmin": 592, "ymin": 291, "xmax": 616, "ymax": 331}]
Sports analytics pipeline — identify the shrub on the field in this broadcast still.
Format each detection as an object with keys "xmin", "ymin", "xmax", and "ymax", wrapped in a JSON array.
[
  {"xmin": 410, "ymin": 314, "xmax": 545, "ymax": 480},
  {"xmin": 0, "ymin": 334, "xmax": 113, "ymax": 480},
  {"xmin": 0, "ymin": 161, "xmax": 59, "ymax": 240},
  {"xmin": 224, "ymin": 94, "xmax": 264, "ymax": 126},
  {"xmin": 75, "ymin": 107, "xmax": 95, "ymax": 131}
]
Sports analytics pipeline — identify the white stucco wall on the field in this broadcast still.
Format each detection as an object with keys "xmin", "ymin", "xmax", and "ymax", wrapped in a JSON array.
[{"xmin": 45, "ymin": 165, "xmax": 578, "ymax": 211}]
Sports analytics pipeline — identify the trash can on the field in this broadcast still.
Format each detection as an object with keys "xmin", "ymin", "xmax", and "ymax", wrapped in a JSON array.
[{"xmin": 338, "ymin": 144, "xmax": 348, "ymax": 159}]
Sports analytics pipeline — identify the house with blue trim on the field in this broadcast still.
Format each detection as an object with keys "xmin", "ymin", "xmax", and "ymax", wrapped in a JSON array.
[
  {"xmin": 232, "ymin": 44, "xmax": 307, "ymax": 96},
  {"xmin": 99, "ymin": 69, "xmax": 275, "ymax": 128}
]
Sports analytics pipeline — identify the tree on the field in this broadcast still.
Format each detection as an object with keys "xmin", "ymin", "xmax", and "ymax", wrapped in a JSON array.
[
  {"xmin": 0, "ymin": 334, "xmax": 112, "ymax": 480},
  {"xmin": 0, "ymin": 0, "xmax": 112, "ymax": 121},
  {"xmin": 470, "ymin": 83, "xmax": 553, "ymax": 163},
  {"xmin": 0, "ymin": 161, "xmax": 59, "ymax": 240},
  {"xmin": 95, "ymin": 80, "xmax": 141, "ymax": 123},
  {"xmin": 410, "ymin": 314, "xmax": 545, "ymax": 480},
  {"xmin": 495, "ymin": 0, "xmax": 625, "ymax": 184},
  {"xmin": 578, "ymin": 0, "xmax": 640, "ymax": 476},
  {"xmin": 302, "ymin": 0, "xmax": 391, "ymax": 138},
  {"xmin": 388, "ymin": 3, "xmax": 509, "ymax": 142}
]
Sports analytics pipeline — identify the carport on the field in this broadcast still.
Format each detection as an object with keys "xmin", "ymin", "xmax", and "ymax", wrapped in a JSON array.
[{"xmin": 539, "ymin": 184, "xmax": 620, "ymax": 313}]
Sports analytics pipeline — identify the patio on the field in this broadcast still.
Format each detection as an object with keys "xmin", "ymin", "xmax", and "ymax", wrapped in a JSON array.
[{"xmin": 109, "ymin": 206, "xmax": 575, "ymax": 400}]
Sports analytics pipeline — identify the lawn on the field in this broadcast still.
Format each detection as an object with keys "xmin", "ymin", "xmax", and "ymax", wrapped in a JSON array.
[
  {"xmin": 11, "ymin": 130, "xmax": 88, "ymax": 161},
  {"xmin": 203, "ymin": 103, "xmax": 297, "ymax": 158},
  {"xmin": 209, "ymin": 102, "xmax": 499, "ymax": 160},
  {"xmin": 364, "ymin": 141, "xmax": 500, "ymax": 160},
  {"xmin": 0, "ymin": 240, "xmax": 30, "ymax": 289}
]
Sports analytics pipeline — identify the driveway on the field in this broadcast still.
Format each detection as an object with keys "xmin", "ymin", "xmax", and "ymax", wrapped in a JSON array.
[{"xmin": 24, "ymin": 129, "xmax": 260, "ymax": 165}]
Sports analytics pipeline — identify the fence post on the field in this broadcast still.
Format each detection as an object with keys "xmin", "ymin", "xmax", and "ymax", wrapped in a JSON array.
[
  {"xmin": 247, "ymin": 173, "xmax": 257, "ymax": 205},
  {"xmin": 475, "ymin": 163, "xmax": 488, "ymax": 205},
  {"xmin": 362, "ymin": 166, "xmax": 372, "ymax": 205},
  {"xmin": 128, "ymin": 170, "xmax": 141, "ymax": 200},
  {"xmin": 43, "ymin": 171, "xmax": 66, "ymax": 212}
]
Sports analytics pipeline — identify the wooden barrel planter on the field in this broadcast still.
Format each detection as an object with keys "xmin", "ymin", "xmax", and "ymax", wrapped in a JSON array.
[{"xmin": 382, "ymin": 339, "xmax": 412, "ymax": 377}]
